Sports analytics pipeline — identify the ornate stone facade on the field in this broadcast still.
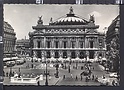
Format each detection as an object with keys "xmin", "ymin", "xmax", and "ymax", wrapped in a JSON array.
[
  {"xmin": 106, "ymin": 15, "xmax": 120, "ymax": 72},
  {"xmin": 3, "ymin": 21, "xmax": 16, "ymax": 58},
  {"xmin": 29, "ymin": 7, "xmax": 106, "ymax": 62}
]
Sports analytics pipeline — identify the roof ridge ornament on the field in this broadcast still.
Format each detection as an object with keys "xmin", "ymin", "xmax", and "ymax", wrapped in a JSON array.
[
  {"xmin": 89, "ymin": 15, "xmax": 95, "ymax": 23},
  {"xmin": 49, "ymin": 17, "xmax": 53, "ymax": 25},
  {"xmin": 37, "ymin": 16, "xmax": 43, "ymax": 25},
  {"xmin": 69, "ymin": 6, "xmax": 74, "ymax": 14}
]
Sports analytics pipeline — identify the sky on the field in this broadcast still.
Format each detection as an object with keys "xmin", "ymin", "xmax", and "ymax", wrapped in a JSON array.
[{"xmin": 4, "ymin": 4, "xmax": 119, "ymax": 40}]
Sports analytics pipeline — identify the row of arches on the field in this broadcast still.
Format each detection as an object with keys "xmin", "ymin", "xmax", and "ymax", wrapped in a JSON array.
[{"xmin": 36, "ymin": 51, "xmax": 95, "ymax": 59}]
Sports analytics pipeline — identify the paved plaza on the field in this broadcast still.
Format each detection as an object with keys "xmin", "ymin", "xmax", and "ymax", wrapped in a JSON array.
[{"xmin": 3, "ymin": 58, "xmax": 118, "ymax": 86}]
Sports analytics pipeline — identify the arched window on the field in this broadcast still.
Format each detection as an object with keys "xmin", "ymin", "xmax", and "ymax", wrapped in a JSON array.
[
  {"xmin": 47, "ymin": 41, "xmax": 50, "ymax": 48},
  {"xmin": 63, "ymin": 51, "xmax": 67, "ymax": 58},
  {"xmin": 37, "ymin": 41, "xmax": 40, "ymax": 48},
  {"xmin": 55, "ymin": 41, "xmax": 59, "ymax": 48},
  {"xmin": 71, "ymin": 51, "xmax": 76, "ymax": 59},
  {"xmin": 37, "ymin": 51, "xmax": 41, "ymax": 58},
  {"xmin": 72, "ymin": 41, "xmax": 75, "ymax": 48},
  {"xmin": 90, "ymin": 41, "xmax": 93, "ymax": 48},
  {"xmin": 63, "ymin": 41, "xmax": 67, "ymax": 48},
  {"xmin": 80, "ymin": 41, "xmax": 83, "ymax": 48},
  {"xmin": 55, "ymin": 51, "xmax": 59, "ymax": 58},
  {"xmin": 46, "ymin": 51, "xmax": 51, "ymax": 58},
  {"xmin": 79, "ymin": 51, "xmax": 84, "ymax": 59},
  {"xmin": 89, "ymin": 51, "xmax": 94, "ymax": 59}
]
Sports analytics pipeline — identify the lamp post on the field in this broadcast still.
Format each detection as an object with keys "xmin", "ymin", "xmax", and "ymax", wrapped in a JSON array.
[
  {"xmin": 64, "ymin": 56, "xmax": 67, "ymax": 69},
  {"xmin": 31, "ymin": 50, "xmax": 33, "ymax": 69},
  {"xmin": 55, "ymin": 59, "xmax": 59, "ymax": 78},
  {"xmin": 68, "ymin": 57, "xmax": 71, "ymax": 73},
  {"xmin": 44, "ymin": 36, "xmax": 48, "ymax": 86}
]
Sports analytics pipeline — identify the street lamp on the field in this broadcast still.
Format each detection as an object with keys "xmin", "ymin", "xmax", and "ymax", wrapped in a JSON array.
[
  {"xmin": 55, "ymin": 59, "xmax": 59, "ymax": 78},
  {"xmin": 64, "ymin": 56, "xmax": 67, "ymax": 69},
  {"xmin": 44, "ymin": 36, "xmax": 48, "ymax": 86},
  {"xmin": 68, "ymin": 57, "xmax": 71, "ymax": 73}
]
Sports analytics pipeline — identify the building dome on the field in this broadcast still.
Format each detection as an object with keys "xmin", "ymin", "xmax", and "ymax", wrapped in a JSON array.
[{"xmin": 51, "ymin": 7, "xmax": 89, "ymax": 25}]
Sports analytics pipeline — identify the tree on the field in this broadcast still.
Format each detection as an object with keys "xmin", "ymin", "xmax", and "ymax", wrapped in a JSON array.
[{"xmin": 108, "ymin": 35, "xmax": 120, "ymax": 72}]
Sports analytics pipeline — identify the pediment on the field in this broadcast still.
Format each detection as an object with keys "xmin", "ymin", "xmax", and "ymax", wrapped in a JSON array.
[{"xmin": 86, "ymin": 29, "xmax": 98, "ymax": 34}]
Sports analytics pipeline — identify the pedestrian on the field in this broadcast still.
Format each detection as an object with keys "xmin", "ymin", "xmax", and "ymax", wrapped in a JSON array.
[
  {"xmin": 112, "ymin": 80, "xmax": 116, "ymax": 86},
  {"xmin": 95, "ymin": 75, "xmax": 98, "ymax": 82},
  {"xmin": 63, "ymin": 75, "xmax": 65, "ymax": 79},
  {"xmin": 37, "ymin": 81, "xmax": 40, "ymax": 86},
  {"xmin": 12, "ymin": 71, "xmax": 15, "ymax": 76},
  {"xmin": 81, "ymin": 66, "xmax": 83, "ymax": 70},
  {"xmin": 70, "ymin": 73, "xmax": 73, "ymax": 78},
  {"xmin": 102, "ymin": 75, "xmax": 105, "ymax": 79},
  {"xmin": 93, "ymin": 67, "xmax": 94, "ymax": 70},
  {"xmin": 75, "ymin": 75, "xmax": 78, "ymax": 80},
  {"xmin": 85, "ymin": 76, "xmax": 88, "ymax": 82},
  {"xmin": 44, "ymin": 71, "xmax": 45, "ymax": 75},
  {"xmin": 6, "ymin": 72, "xmax": 8, "ymax": 77},
  {"xmin": 80, "ymin": 75, "xmax": 82, "ymax": 81},
  {"xmin": 92, "ymin": 74, "xmax": 94, "ymax": 80}
]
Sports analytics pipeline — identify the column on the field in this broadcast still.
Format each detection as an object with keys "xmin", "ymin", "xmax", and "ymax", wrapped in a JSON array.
[
  {"xmin": 59, "ymin": 38, "xmax": 62, "ymax": 48},
  {"xmin": 34, "ymin": 39, "xmax": 37, "ymax": 48},
  {"xmin": 76, "ymin": 51, "xmax": 79, "ymax": 59},
  {"xmin": 51, "ymin": 50, "xmax": 55, "ymax": 59},
  {"xmin": 94, "ymin": 51, "xmax": 98, "ymax": 61},
  {"xmin": 40, "ymin": 39, "xmax": 42, "ymax": 48},
  {"xmin": 85, "ymin": 38, "xmax": 88, "ymax": 48},
  {"xmin": 41, "ymin": 51, "xmax": 45, "ymax": 61},
  {"xmin": 52, "ymin": 38, "xmax": 54, "ymax": 48},
  {"xmin": 76, "ymin": 38, "xmax": 79, "ymax": 48},
  {"xmin": 86, "ymin": 51, "xmax": 89, "ymax": 60},
  {"xmin": 95, "ymin": 38, "xmax": 97, "ymax": 48},
  {"xmin": 59, "ymin": 51, "xmax": 62, "ymax": 58}
]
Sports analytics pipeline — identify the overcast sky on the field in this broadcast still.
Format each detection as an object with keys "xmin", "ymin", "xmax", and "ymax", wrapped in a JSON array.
[{"xmin": 4, "ymin": 4, "xmax": 119, "ymax": 40}]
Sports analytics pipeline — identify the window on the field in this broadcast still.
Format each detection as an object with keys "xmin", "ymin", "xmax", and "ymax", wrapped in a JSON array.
[
  {"xmin": 37, "ymin": 41, "xmax": 40, "ymax": 48},
  {"xmin": 63, "ymin": 51, "xmax": 67, "ymax": 58},
  {"xmin": 71, "ymin": 51, "xmax": 76, "ymax": 59},
  {"xmin": 47, "ymin": 41, "xmax": 50, "ymax": 48},
  {"xmin": 55, "ymin": 41, "xmax": 59, "ymax": 48},
  {"xmin": 90, "ymin": 41, "xmax": 93, "ymax": 48},
  {"xmin": 64, "ymin": 41, "xmax": 67, "ymax": 48},
  {"xmin": 72, "ymin": 41, "xmax": 75, "ymax": 48},
  {"xmin": 46, "ymin": 51, "xmax": 51, "ymax": 58},
  {"xmin": 80, "ymin": 42, "xmax": 83, "ymax": 48},
  {"xmin": 55, "ymin": 51, "xmax": 59, "ymax": 58}
]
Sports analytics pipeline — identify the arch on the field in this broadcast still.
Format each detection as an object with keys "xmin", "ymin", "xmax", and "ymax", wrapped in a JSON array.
[
  {"xmin": 37, "ymin": 51, "xmax": 41, "ymax": 58},
  {"xmin": 79, "ymin": 51, "xmax": 84, "ymax": 59},
  {"xmin": 55, "ymin": 51, "xmax": 59, "ymax": 58},
  {"xmin": 89, "ymin": 51, "xmax": 94, "ymax": 59},
  {"xmin": 63, "ymin": 51, "xmax": 67, "ymax": 58},
  {"xmin": 71, "ymin": 51, "xmax": 76, "ymax": 59},
  {"xmin": 46, "ymin": 51, "xmax": 51, "ymax": 58}
]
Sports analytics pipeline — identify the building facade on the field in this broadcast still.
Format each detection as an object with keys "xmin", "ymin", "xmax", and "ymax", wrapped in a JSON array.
[
  {"xmin": 29, "ymin": 7, "xmax": 106, "ymax": 62},
  {"xmin": 106, "ymin": 15, "xmax": 120, "ymax": 72},
  {"xmin": 3, "ymin": 21, "xmax": 16, "ymax": 58},
  {"xmin": 16, "ymin": 39, "xmax": 30, "ymax": 56}
]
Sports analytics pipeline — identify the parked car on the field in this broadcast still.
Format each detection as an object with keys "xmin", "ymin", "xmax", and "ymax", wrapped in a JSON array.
[
  {"xmin": 109, "ymin": 73, "xmax": 118, "ymax": 78},
  {"xmin": 98, "ymin": 77, "xmax": 110, "ymax": 85},
  {"xmin": 16, "ymin": 59, "xmax": 25, "ymax": 65},
  {"xmin": 6, "ymin": 61, "xmax": 15, "ymax": 67}
]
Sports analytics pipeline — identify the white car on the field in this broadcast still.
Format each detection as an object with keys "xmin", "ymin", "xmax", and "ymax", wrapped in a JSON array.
[
  {"xmin": 98, "ymin": 77, "xmax": 110, "ymax": 85},
  {"xmin": 109, "ymin": 73, "xmax": 118, "ymax": 78}
]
